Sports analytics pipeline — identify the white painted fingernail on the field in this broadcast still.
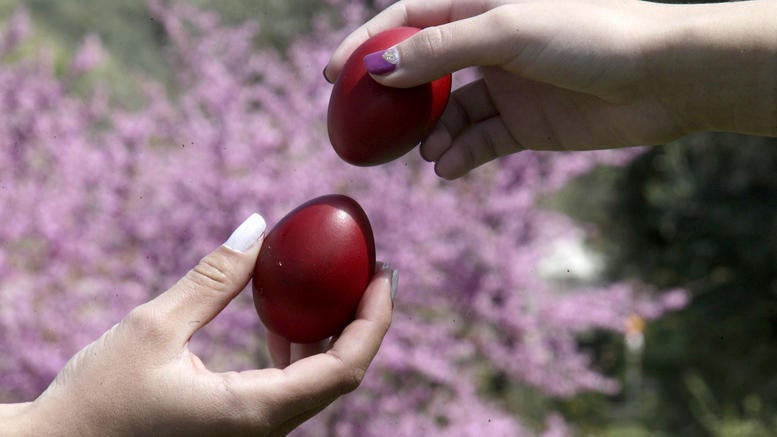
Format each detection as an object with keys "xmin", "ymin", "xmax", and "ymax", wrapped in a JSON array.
[{"xmin": 224, "ymin": 213, "xmax": 266, "ymax": 252}]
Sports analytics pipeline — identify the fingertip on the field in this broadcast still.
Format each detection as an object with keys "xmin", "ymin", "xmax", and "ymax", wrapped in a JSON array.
[
  {"xmin": 324, "ymin": 49, "xmax": 352, "ymax": 84},
  {"xmin": 322, "ymin": 65, "xmax": 334, "ymax": 84},
  {"xmin": 377, "ymin": 262, "xmax": 398, "ymax": 303},
  {"xmin": 352, "ymin": 266, "xmax": 395, "ymax": 330},
  {"xmin": 433, "ymin": 164, "xmax": 454, "ymax": 180},
  {"xmin": 364, "ymin": 47, "xmax": 399, "ymax": 76},
  {"xmin": 362, "ymin": 41, "xmax": 446, "ymax": 89},
  {"xmin": 266, "ymin": 330, "xmax": 291, "ymax": 368},
  {"xmin": 327, "ymin": 24, "xmax": 376, "ymax": 83},
  {"xmin": 366, "ymin": 66, "xmax": 438, "ymax": 90},
  {"xmin": 419, "ymin": 126, "xmax": 451, "ymax": 162},
  {"xmin": 290, "ymin": 340, "xmax": 329, "ymax": 364},
  {"xmin": 434, "ymin": 154, "xmax": 467, "ymax": 180},
  {"xmin": 223, "ymin": 213, "xmax": 266, "ymax": 253}
]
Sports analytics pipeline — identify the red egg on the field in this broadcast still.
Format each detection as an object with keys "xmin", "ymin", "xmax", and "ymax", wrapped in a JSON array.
[
  {"xmin": 328, "ymin": 27, "xmax": 452, "ymax": 166},
  {"xmin": 252, "ymin": 194, "xmax": 376, "ymax": 343}
]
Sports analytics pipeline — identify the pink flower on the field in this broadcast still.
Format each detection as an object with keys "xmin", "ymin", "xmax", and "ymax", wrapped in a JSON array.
[
  {"xmin": 69, "ymin": 34, "xmax": 104, "ymax": 75},
  {"xmin": 0, "ymin": 8, "xmax": 30, "ymax": 58},
  {"xmin": 0, "ymin": 2, "xmax": 687, "ymax": 432}
]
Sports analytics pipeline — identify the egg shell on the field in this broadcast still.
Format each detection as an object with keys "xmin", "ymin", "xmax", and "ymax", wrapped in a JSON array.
[
  {"xmin": 252, "ymin": 194, "xmax": 376, "ymax": 343},
  {"xmin": 327, "ymin": 27, "xmax": 452, "ymax": 166}
]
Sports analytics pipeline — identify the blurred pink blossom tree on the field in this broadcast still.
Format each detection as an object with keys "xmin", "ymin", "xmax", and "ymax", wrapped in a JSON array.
[{"xmin": 0, "ymin": 2, "xmax": 686, "ymax": 434}]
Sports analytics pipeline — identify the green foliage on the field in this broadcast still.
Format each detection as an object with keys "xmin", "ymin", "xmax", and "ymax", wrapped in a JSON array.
[
  {"xmin": 22, "ymin": 0, "xmax": 168, "ymax": 77},
  {"xmin": 686, "ymin": 373, "xmax": 777, "ymax": 437},
  {"xmin": 557, "ymin": 133, "xmax": 777, "ymax": 434},
  {"xmin": 1, "ymin": 0, "xmax": 170, "ymax": 106},
  {"xmin": 0, "ymin": 0, "xmax": 333, "ymax": 106},
  {"xmin": 187, "ymin": 0, "xmax": 329, "ymax": 49}
]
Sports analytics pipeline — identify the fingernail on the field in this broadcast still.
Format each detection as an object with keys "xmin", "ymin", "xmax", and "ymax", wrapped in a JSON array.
[
  {"xmin": 322, "ymin": 66, "xmax": 333, "ymax": 84},
  {"xmin": 224, "ymin": 213, "xmax": 266, "ymax": 252},
  {"xmin": 379, "ymin": 262, "xmax": 399, "ymax": 301},
  {"xmin": 364, "ymin": 47, "xmax": 399, "ymax": 75}
]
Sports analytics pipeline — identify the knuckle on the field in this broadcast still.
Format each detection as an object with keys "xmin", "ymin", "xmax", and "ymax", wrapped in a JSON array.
[
  {"xmin": 489, "ymin": 7, "xmax": 516, "ymax": 33},
  {"xmin": 483, "ymin": 7, "xmax": 521, "ymax": 63},
  {"xmin": 186, "ymin": 254, "xmax": 234, "ymax": 294},
  {"xmin": 337, "ymin": 365, "xmax": 367, "ymax": 395},
  {"xmin": 123, "ymin": 304, "xmax": 167, "ymax": 340},
  {"xmin": 414, "ymin": 26, "xmax": 448, "ymax": 60},
  {"xmin": 217, "ymin": 374, "xmax": 250, "ymax": 420},
  {"xmin": 217, "ymin": 373, "xmax": 273, "ymax": 430},
  {"xmin": 485, "ymin": 4, "xmax": 523, "ymax": 34}
]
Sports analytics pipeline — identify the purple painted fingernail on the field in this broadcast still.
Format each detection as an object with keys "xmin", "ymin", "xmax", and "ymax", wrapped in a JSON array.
[
  {"xmin": 322, "ymin": 67, "xmax": 333, "ymax": 84},
  {"xmin": 364, "ymin": 48, "xmax": 399, "ymax": 75}
]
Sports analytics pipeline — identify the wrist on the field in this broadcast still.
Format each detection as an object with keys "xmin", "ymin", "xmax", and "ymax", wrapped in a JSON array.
[
  {"xmin": 646, "ymin": 0, "xmax": 777, "ymax": 137},
  {"xmin": 0, "ymin": 402, "xmax": 34, "ymax": 435},
  {"xmin": 21, "ymin": 390, "xmax": 104, "ymax": 436}
]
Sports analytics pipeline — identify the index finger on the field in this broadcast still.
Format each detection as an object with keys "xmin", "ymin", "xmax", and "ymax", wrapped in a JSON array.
[{"xmin": 325, "ymin": 0, "xmax": 501, "ymax": 81}]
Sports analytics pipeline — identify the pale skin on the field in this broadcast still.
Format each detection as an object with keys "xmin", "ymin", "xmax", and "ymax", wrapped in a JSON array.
[
  {"xmin": 324, "ymin": 0, "xmax": 777, "ymax": 179},
  {"xmin": 0, "ymin": 233, "xmax": 394, "ymax": 436}
]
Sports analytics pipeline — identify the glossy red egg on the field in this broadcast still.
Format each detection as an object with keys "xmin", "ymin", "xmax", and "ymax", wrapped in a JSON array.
[
  {"xmin": 252, "ymin": 194, "xmax": 376, "ymax": 343},
  {"xmin": 327, "ymin": 27, "xmax": 452, "ymax": 166}
]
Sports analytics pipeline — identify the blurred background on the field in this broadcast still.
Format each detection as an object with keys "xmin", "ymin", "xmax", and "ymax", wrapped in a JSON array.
[{"xmin": 1, "ymin": 1, "xmax": 775, "ymax": 435}]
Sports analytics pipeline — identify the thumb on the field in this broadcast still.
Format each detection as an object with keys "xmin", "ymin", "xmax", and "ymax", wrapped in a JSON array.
[
  {"xmin": 146, "ymin": 213, "xmax": 266, "ymax": 344},
  {"xmin": 364, "ymin": 11, "xmax": 512, "ymax": 88}
]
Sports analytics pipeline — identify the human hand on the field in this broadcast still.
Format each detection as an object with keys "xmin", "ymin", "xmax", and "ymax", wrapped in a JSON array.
[
  {"xmin": 7, "ymin": 213, "xmax": 394, "ymax": 436},
  {"xmin": 325, "ymin": 0, "xmax": 777, "ymax": 179}
]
